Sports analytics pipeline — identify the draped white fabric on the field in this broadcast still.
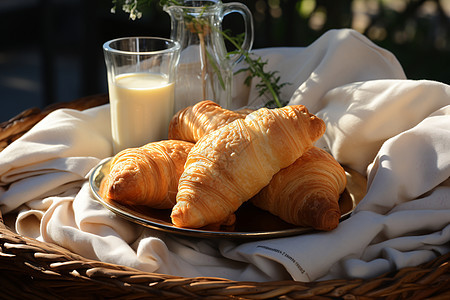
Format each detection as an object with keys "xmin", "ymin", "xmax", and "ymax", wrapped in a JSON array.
[{"xmin": 1, "ymin": 29, "xmax": 449, "ymax": 282}]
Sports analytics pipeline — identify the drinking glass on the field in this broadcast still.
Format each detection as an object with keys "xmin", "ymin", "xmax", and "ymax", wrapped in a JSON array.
[{"xmin": 103, "ymin": 37, "xmax": 180, "ymax": 154}]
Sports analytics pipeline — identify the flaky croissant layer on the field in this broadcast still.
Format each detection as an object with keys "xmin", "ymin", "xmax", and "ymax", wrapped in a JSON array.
[
  {"xmin": 101, "ymin": 140, "xmax": 194, "ymax": 209},
  {"xmin": 171, "ymin": 105, "xmax": 326, "ymax": 228},
  {"xmin": 252, "ymin": 146, "xmax": 347, "ymax": 231},
  {"xmin": 168, "ymin": 100, "xmax": 246, "ymax": 143}
]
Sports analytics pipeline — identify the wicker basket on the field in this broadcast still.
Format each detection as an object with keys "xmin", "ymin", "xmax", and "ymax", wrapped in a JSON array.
[{"xmin": 0, "ymin": 94, "xmax": 449, "ymax": 299}]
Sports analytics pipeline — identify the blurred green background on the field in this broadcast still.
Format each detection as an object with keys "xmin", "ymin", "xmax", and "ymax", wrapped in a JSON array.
[{"xmin": 1, "ymin": 0, "xmax": 449, "ymax": 121}]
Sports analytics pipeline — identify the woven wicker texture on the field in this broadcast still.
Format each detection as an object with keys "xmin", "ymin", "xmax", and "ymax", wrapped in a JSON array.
[{"xmin": 0, "ymin": 95, "xmax": 449, "ymax": 299}]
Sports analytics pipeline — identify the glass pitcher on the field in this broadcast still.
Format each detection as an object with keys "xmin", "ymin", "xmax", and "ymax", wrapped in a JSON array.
[{"xmin": 163, "ymin": 0, "xmax": 253, "ymax": 111}]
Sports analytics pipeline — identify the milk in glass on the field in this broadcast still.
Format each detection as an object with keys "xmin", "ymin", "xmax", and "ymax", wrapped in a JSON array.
[{"xmin": 109, "ymin": 72, "xmax": 174, "ymax": 153}]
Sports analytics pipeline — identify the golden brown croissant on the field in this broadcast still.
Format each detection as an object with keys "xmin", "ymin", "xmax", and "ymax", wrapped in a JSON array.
[
  {"xmin": 171, "ymin": 105, "xmax": 326, "ymax": 228},
  {"xmin": 251, "ymin": 147, "xmax": 347, "ymax": 231},
  {"xmin": 101, "ymin": 140, "xmax": 194, "ymax": 209},
  {"xmin": 168, "ymin": 100, "xmax": 247, "ymax": 143}
]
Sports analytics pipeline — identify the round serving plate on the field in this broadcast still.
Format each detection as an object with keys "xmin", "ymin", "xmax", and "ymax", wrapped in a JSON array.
[{"xmin": 89, "ymin": 158, "xmax": 366, "ymax": 240}]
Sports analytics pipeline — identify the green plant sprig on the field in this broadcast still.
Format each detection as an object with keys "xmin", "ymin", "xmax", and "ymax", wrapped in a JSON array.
[{"xmin": 221, "ymin": 31, "xmax": 289, "ymax": 108}]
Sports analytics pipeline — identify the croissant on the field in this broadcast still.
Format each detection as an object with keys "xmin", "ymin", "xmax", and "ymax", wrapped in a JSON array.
[
  {"xmin": 251, "ymin": 146, "xmax": 347, "ymax": 231},
  {"xmin": 171, "ymin": 105, "xmax": 326, "ymax": 228},
  {"xmin": 100, "ymin": 140, "xmax": 194, "ymax": 209},
  {"xmin": 168, "ymin": 100, "xmax": 247, "ymax": 143}
]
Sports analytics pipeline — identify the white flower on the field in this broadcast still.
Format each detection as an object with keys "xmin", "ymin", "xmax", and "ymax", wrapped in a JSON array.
[{"xmin": 121, "ymin": 0, "xmax": 143, "ymax": 20}]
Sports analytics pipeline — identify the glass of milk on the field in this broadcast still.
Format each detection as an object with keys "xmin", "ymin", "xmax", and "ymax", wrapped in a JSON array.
[{"xmin": 103, "ymin": 37, "xmax": 180, "ymax": 154}]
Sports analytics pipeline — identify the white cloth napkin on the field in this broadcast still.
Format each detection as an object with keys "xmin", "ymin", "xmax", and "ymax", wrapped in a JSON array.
[{"xmin": 1, "ymin": 28, "xmax": 449, "ymax": 282}]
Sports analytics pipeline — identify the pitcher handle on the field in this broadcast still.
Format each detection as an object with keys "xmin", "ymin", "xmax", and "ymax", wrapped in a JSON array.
[{"xmin": 222, "ymin": 2, "xmax": 254, "ymax": 66}]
